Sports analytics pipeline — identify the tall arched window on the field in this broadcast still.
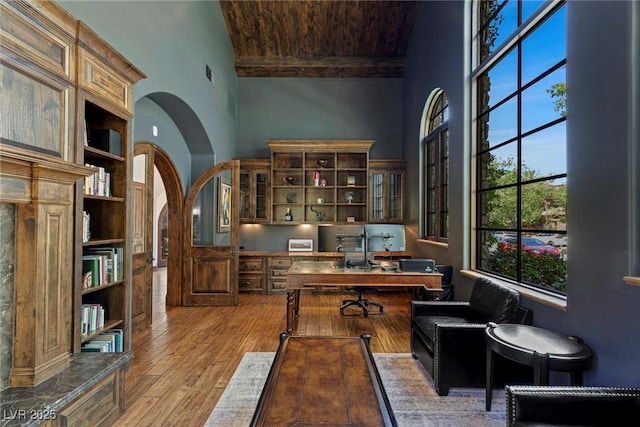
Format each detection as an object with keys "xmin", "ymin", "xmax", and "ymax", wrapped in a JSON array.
[
  {"xmin": 423, "ymin": 90, "xmax": 449, "ymax": 242},
  {"xmin": 472, "ymin": 0, "xmax": 567, "ymax": 295}
]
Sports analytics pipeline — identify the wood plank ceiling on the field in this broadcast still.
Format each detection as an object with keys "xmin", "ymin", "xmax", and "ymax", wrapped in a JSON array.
[{"xmin": 219, "ymin": 1, "xmax": 420, "ymax": 78}]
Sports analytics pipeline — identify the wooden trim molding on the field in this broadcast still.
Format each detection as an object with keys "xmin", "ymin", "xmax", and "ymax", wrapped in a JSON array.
[{"xmin": 623, "ymin": 276, "xmax": 640, "ymax": 287}]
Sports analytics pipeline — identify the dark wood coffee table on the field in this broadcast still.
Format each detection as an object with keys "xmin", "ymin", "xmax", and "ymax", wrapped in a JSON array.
[{"xmin": 250, "ymin": 333, "xmax": 397, "ymax": 426}]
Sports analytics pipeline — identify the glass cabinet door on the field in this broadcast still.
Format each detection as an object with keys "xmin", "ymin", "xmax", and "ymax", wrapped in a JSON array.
[
  {"xmin": 369, "ymin": 172, "xmax": 385, "ymax": 221},
  {"xmin": 368, "ymin": 161, "xmax": 405, "ymax": 224},
  {"xmin": 239, "ymin": 171, "xmax": 250, "ymax": 220},
  {"xmin": 254, "ymin": 171, "xmax": 269, "ymax": 222},
  {"xmin": 387, "ymin": 172, "xmax": 404, "ymax": 221},
  {"xmin": 239, "ymin": 161, "xmax": 271, "ymax": 223}
]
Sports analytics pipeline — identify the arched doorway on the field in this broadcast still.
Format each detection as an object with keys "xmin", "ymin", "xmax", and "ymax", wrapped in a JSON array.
[{"xmin": 132, "ymin": 142, "xmax": 183, "ymax": 332}]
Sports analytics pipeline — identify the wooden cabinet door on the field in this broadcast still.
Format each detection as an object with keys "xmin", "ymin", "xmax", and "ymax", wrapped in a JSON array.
[
  {"xmin": 240, "ymin": 160, "xmax": 271, "ymax": 223},
  {"xmin": 182, "ymin": 160, "xmax": 240, "ymax": 306},
  {"xmin": 368, "ymin": 160, "xmax": 405, "ymax": 223}
]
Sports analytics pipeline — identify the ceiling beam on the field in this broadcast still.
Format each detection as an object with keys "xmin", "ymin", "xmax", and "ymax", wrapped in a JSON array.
[{"xmin": 234, "ymin": 56, "xmax": 406, "ymax": 78}]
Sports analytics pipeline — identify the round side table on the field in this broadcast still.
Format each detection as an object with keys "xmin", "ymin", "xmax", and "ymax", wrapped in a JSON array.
[{"xmin": 485, "ymin": 323, "xmax": 593, "ymax": 411}]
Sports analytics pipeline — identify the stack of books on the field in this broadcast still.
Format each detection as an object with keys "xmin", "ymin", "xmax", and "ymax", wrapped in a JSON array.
[
  {"xmin": 84, "ymin": 163, "xmax": 111, "ymax": 197},
  {"xmin": 81, "ymin": 329, "xmax": 123, "ymax": 352},
  {"xmin": 80, "ymin": 303, "xmax": 105, "ymax": 336}
]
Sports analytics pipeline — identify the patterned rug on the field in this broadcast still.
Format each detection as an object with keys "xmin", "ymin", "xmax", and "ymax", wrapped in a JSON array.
[{"xmin": 204, "ymin": 352, "xmax": 506, "ymax": 426}]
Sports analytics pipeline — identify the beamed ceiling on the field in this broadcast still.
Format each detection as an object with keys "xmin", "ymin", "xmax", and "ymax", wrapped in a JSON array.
[{"xmin": 219, "ymin": 1, "xmax": 421, "ymax": 78}]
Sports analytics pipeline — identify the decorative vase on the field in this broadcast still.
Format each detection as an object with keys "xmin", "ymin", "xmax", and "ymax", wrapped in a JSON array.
[{"xmin": 345, "ymin": 191, "xmax": 354, "ymax": 203}]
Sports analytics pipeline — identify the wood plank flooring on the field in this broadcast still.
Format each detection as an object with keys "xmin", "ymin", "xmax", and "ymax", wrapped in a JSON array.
[{"xmin": 115, "ymin": 268, "xmax": 413, "ymax": 426}]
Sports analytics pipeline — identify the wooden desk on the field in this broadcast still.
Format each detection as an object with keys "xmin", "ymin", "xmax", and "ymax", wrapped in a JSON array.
[
  {"xmin": 285, "ymin": 261, "xmax": 442, "ymax": 333},
  {"xmin": 251, "ymin": 333, "xmax": 397, "ymax": 427}
]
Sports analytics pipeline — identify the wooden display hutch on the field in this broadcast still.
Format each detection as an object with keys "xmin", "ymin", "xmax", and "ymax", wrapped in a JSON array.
[{"xmin": 267, "ymin": 140, "xmax": 373, "ymax": 224}]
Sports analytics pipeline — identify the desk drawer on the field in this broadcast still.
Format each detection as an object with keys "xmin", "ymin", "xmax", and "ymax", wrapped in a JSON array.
[
  {"xmin": 239, "ymin": 274, "xmax": 264, "ymax": 292},
  {"xmin": 239, "ymin": 257, "xmax": 264, "ymax": 272},
  {"xmin": 269, "ymin": 257, "xmax": 292, "ymax": 267},
  {"xmin": 271, "ymin": 268, "xmax": 288, "ymax": 278},
  {"xmin": 269, "ymin": 280, "xmax": 286, "ymax": 291}
]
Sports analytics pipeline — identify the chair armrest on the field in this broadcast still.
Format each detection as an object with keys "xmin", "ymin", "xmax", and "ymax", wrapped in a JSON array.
[
  {"xmin": 515, "ymin": 306, "xmax": 533, "ymax": 325},
  {"xmin": 411, "ymin": 300, "xmax": 470, "ymax": 318},
  {"xmin": 506, "ymin": 385, "xmax": 640, "ymax": 427}
]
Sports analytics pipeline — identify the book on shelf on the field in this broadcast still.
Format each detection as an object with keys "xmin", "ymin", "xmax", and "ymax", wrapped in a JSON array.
[
  {"xmin": 82, "ymin": 247, "xmax": 123, "ymax": 287},
  {"xmin": 80, "ymin": 329, "xmax": 123, "ymax": 353},
  {"xmin": 83, "ymin": 118, "xmax": 88, "ymax": 146},
  {"xmin": 81, "ymin": 303, "xmax": 105, "ymax": 337},
  {"xmin": 82, "ymin": 210, "xmax": 91, "ymax": 242},
  {"xmin": 81, "ymin": 341, "xmax": 110, "ymax": 352},
  {"xmin": 83, "ymin": 164, "xmax": 111, "ymax": 197}
]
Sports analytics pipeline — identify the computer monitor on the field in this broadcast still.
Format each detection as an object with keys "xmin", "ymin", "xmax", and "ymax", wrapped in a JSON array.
[{"xmin": 364, "ymin": 224, "xmax": 406, "ymax": 252}]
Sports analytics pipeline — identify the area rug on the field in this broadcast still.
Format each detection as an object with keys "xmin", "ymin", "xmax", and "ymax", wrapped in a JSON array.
[{"xmin": 204, "ymin": 352, "xmax": 506, "ymax": 426}]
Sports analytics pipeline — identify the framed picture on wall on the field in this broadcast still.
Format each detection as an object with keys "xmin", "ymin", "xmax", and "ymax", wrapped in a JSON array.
[
  {"xmin": 288, "ymin": 239, "xmax": 313, "ymax": 252},
  {"xmin": 217, "ymin": 178, "xmax": 231, "ymax": 233}
]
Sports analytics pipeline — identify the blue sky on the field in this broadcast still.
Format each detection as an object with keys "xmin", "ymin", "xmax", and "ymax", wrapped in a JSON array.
[{"xmin": 484, "ymin": 2, "xmax": 567, "ymax": 182}]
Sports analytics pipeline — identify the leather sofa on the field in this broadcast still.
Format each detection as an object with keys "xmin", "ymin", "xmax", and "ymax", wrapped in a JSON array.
[
  {"xmin": 411, "ymin": 277, "xmax": 533, "ymax": 396},
  {"xmin": 506, "ymin": 385, "xmax": 640, "ymax": 426}
]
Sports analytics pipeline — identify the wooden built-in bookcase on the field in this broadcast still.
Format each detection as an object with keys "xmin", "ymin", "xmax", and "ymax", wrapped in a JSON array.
[
  {"xmin": 0, "ymin": 1, "xmax": 144, "ymax": 421},
  {"xmin": 267, "ymin": 140, "xmax": 373, "ymax": 224},
  {"xmin": 73, "ymin": 22, "xmax": 146, "ymax": 354}
]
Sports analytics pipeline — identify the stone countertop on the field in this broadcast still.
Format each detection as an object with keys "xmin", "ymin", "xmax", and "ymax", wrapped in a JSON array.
[
  {"xmin": 0, "ymin": 352, "xmax": 132, "ymax": 427},
  {"xmin": 240, "ymin": 251, "xmax": 412, "ymax": 258},
  {"xmin": 240, "ymin": 251, "xmax": 344, "ymax": 257}
]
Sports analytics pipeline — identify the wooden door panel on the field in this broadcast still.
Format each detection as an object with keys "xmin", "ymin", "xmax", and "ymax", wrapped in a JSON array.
[
  {"xmin": 132, "ymin": 182, "xmax": 145, "ymax": 253},
  {"xmin": 191, "ymin": 257, "xmax": 231, "ymax": 293},
  {"xmin": 131, "ymin": 258, "xmax": 149, "ymax": 332}
]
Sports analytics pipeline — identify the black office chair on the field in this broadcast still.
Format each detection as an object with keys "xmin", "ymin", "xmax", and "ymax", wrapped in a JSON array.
[
  {"xmin": 414, "ymin": 264, "xmax": 454, "ymax": 301},
  {"xmin": 340, "ymin": 287, "xmax": 383, "ymax": 317},
  {"xmin": 436, "ymin": 264, "xmax": 454, "ymax": 301}
]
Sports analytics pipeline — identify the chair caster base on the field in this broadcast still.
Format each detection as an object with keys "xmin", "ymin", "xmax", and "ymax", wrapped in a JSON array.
[{"xmin": 340, "ymin": 299, "xmax": 383, "ymax": 317}]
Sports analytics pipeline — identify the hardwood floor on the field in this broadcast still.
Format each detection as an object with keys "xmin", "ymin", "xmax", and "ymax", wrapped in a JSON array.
[{"xmin": 115, "ymin": 268, "xmax": 414, "ymax": 426}]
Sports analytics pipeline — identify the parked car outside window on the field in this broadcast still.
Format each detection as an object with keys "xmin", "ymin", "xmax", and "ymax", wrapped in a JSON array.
[
  {"xmin": 499, "ymin": 237, "xmax": 562, "ymax": 258},
  {"xmin": 535, "ymin": 232, "xmax": 567, "ymax": 247},
  {"xmin": 492, "ymin": 231, "xmax": 517, "ymax": 241}
]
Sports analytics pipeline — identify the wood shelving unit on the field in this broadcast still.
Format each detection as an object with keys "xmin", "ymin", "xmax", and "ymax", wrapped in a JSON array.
[
  {"xmin": 267, "ymin": 140, "xmax": 373, "ymax": 224},
  {"xmin": 72, "ymin": 22, "xmax": 145, "ymax": 355}
]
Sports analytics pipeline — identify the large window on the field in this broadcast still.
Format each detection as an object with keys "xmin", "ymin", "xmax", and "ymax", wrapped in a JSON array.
[
  {"xmin": 423, "ymin": 90, "xmax": 449, "ymax": 242},
  {"xmin": 473, "ymin": 0, "xmax": 567, "ymax": 294}
]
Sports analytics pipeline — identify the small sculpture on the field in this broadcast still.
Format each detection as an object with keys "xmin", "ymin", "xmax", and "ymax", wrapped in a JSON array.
[
  {"xmin": 283, "ymin": 176, "xmax": 296, "ymax": 185},
  {"xmin": 286, "ymin": 193, "xmax": 296, "ymax": 203},
  {"xmin": 317, "ymin": 159, "xmax": 329, "ymax": 168},
  {"xmin": 310, "ymin": 206, "xmax": 326, "ymax": 221}
]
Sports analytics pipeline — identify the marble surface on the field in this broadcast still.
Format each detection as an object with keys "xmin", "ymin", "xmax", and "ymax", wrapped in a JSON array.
[
  {"xmin": 0, "ymin": 203, "xmax": 15, "ymax": 392},
  {"xmin": 0, "ymin": 352, "xmax": 132, "ymax": 427}
]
